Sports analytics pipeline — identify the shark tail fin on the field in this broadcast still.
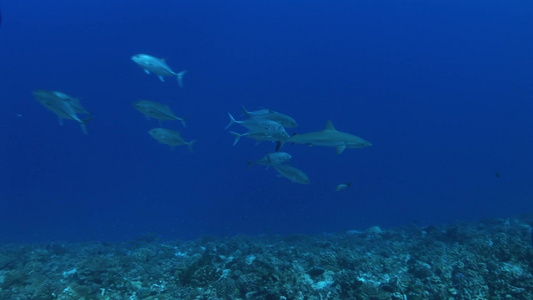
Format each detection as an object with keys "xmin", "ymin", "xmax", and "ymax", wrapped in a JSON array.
[
  {"xmin": 225, "ymin": 113, "xmax": 237, "ymax": 129},
  {"xmin": 177, "ymin": 70, "xmax": 187, "ymax": 88}
]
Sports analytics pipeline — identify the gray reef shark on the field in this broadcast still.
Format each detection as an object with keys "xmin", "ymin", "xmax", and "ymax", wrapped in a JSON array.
[{"xmin": 289, "ymin": 120, "xmax": 372, "ymax": 154}]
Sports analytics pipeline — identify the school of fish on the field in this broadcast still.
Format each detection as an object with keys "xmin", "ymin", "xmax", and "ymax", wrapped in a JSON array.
[{"xmin": 33, "ymin": 53, "xmax": 372, "ymax": 187}]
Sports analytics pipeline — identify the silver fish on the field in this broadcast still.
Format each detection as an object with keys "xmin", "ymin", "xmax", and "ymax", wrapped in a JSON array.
[
  {"xmin": 273, "ymin": 164, "xmax": 310, "ymax": 184},
  {"xmin": 131, "ymin": 54, "xmax": 187, "ymax": 87},
  {"xmin": 33, "ymin": 90, "xmax": 91, "ymax": 135},
  {"xmin": 133, "ymin": 100, "xmax": 186, "ymax": 127},
  {"xmin": 246, "ymin": 152, "xmax": 292, "ymax": 168},
  {"xmin": 289, "ymin": 121, "xmax": 372, "ymax": 154},
  {"xmin": 225, "ymin": 113, "xmax": 285, "ymax": 132},
  {"xmin": 336, "ymin": 182, "xmax": 352, "ymax": 191},
  {"xmin": 229, "ymin": 129, "xmax": 290, "ymax": 146},
  {"xmin": 148, "ymin": 128, "xmax": 196, "ymax": 152},
  {"xmin": 242, "ymin": 106, "xmax": 298, "ymax": 128},
  {"xmin": 50, "ymin": 91, "xmax": 89, "ymax": 114}
]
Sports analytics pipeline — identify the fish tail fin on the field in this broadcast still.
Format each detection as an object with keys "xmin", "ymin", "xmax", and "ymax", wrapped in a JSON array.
[
  {"xmin": 187, "ymin": 140, "xmax": 197, "ymax": 153},
  {"xmin": 179, "ymin": 116, "xmax": 187, "ymax": 128},
  {"xmin": 241, "ymin": 105, "xmax": 251, "ymax": 117},
  {"xmin": 245, "ymin": 160, "xmax": 255, "ymax": 169},
  {"xmin": 80, "ymin": 124, "xmax": 88, "ymax": 135},
  {"xmin": 225, "ymin": 113, "xmax": 237, "ymax": 129},
  {"xmin": 80, "ymin": 116, "xmax": 93, "ymax": 135},
  {"xmin": 275, "ymin": 141, "xmax": 283, "ymax": 152},
  {"xmin": 177, "ymin": 70, "xmax": 187, "ymax": 88},
  {"xmin": 229, "ymin": 131, "xmax": 243, "ymax": 146}
]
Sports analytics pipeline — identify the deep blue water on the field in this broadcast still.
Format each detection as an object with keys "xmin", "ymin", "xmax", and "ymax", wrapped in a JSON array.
[{"xmin": 1, "ymin": 0, "xmax": 532, "ymax": 242}]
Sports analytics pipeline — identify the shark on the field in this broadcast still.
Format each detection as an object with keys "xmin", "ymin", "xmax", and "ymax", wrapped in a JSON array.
[{"xmin": 289, "ymin": 120, "xmax": 372, "ymax": 154}]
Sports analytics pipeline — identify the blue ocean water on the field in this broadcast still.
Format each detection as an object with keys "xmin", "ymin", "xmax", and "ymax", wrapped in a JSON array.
[{"xmin": 0, "ymin": 0, "xmax": 532, "ymax": 242}]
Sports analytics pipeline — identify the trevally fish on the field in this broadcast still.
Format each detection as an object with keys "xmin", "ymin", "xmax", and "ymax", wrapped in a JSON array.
[
  {"xmin": 148, "ymin": 128, "xmax": 196, "ymax": 152},
  {"xmin": 336, "ymin": 182, "xmax": 352, "ymax": 191},
  {"xmin": 133, "ymin": 100, "xmax": 186, "ymax": 127},
  {"xmin": 289, "ymin": 121, "xmax": 372, "ymax": 154},
  {"xmin": 33, "ymin": 90, "xmax": 92, "ymax": 135},
  {"xmin": 242, "ymin": 106, "xmax": 298, "ymax": 128},
  {"xmin": 273, "ymin": 164, "xmax": 310, "ymax": 184},
  {"xmin": 131, "ymin": 54, "xmax": 187, "ymax": 87},
  {"xmin": 225, "ymin": 113, "xmax": 286, "ymax": 132},
  {"xmin": 246, "ymin": 152, "xmax": 292, "ymax": 168},
  {"xmin": 229, "ymin": 128, "xmax": 290, "ymax": 146},
  {"xmin": 50, "ymin": 91, "xmax": 89, "ymax": 114}
]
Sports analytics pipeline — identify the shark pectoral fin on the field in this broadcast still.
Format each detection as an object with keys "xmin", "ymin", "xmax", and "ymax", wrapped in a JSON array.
[
  {"xmin": 144, "ymin": 70, "xmax": 151, "ymax": 75},
  {"xmin": 336, "ymin": 145, "xmax": 346, "ymax": 155},
  {"xmin": 158, "ymin": 76, "xmax": 165, "ymax": 82}
]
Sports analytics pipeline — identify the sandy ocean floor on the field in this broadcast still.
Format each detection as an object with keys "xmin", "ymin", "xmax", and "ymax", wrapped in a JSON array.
[{"xmin": 1, "ymin": 216, "xmax": 532, "ymax": 300}]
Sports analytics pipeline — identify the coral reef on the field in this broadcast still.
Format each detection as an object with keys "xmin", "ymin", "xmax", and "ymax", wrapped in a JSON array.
[{"xmin": 1, "ymin": 216, "xmax": 532, "ymax": 299}]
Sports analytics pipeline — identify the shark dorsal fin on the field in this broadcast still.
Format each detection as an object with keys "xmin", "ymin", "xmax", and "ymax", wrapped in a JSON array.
[{"xmin": 325, "ymin": 120, "xmax": 336, "ymax": 131}]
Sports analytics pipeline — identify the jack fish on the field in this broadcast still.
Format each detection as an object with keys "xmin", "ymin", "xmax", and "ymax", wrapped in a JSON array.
[
  {"xmin": 273, "ymin": 164, "xmax": 310, "ymax": 184},
  {"xmin": 133, "ymin": 100, "xmax": 186, "ymax": 127},
  {"xmin": 148, "ymin": 128, "xmax": 196, "ymax": 152},
  {"xmin": 33, "ymin": 90, "xmax": 92, "ymax": 135},
  {"xmin": 242, "ymin": 106, "xmax": 298, "ymax": 128},
  {"xmin": 131, "ymin": 54, "xmax": 187, "ymax": 87},
  {"xmin": 246, "ymin": 152, "xmax": 292, "ymax": 168}
]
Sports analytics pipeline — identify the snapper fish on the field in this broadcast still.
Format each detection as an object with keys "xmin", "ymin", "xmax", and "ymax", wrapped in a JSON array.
[
  {"xmin": 148, "ymin": 128, "xmax": 196, "ymax": 152},
  {"xmin": 246, "ymin": 152, "xmax": 292, "ymax": 168},
  {"xmin": 241, "ymin": 106, "xmax": 298, "ymax": 128},
  {"xmin": 273, "ymin": 164, "xmax": 310, "ymax": 184},
  {"xmin": 33, "ymin": 90, "xmax": 92, "ymax": 135},
  {"xmin": 131, "ymin": 54, "xmax": 187, "ymax": 87},
  {"xmin": 133, "ymin": 100, "xmax": 186, "ymax": 127}
]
